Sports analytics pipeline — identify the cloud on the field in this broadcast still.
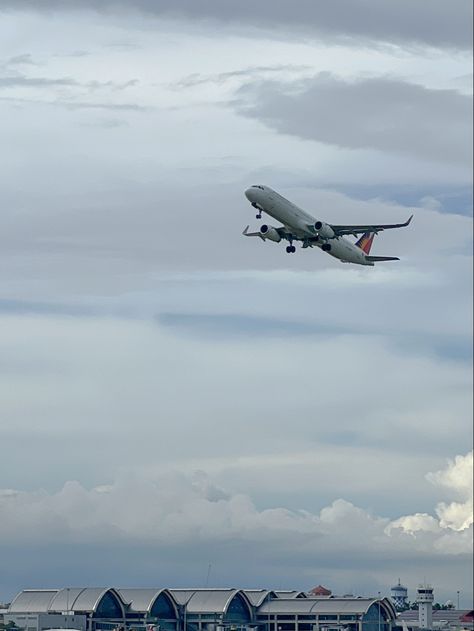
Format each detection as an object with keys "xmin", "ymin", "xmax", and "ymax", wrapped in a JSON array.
[
  {"xmin": 0, "ymin": 311, "xmax": 471, "ymax": 505},
  {"xmin": 386, "ymin": 452, "xmax": 473, "ymax": 535},
  {"xmin": 172, "ymin": 65, "xmax": 310, "ymax": 90},
  {"xmin": 60, "ymin": 100, "xmax": 146, "ymax": 111},
  {"xmin": 0, "ymin": 65, "xmax": 138, "ymax": 89},
  {"xmin": 4, "ymin": 53, "xmax": 38, "ymax": 66},
  {"xmin": 428, "ymin": 451, "xmax": 474, "ymax": 530},
  {"xmin": 1, "ymin": 0, "xmax": 472, "ymax": 51},
  {"xmin": 234, "ymin": 74, "xmax": 473, "ymax": 166},
  {"xmin": 0, "ymin": 453, "xmax": 472, "ymax": 600},
  {"xmin": 0, "ymin": 74, "xmax": 77, "ymax": 88}
]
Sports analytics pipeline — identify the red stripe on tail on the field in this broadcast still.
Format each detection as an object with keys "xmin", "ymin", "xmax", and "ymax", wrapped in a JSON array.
[{"xmin": 355, "ymin": 232, "xmax": 375, "ymax": 254}]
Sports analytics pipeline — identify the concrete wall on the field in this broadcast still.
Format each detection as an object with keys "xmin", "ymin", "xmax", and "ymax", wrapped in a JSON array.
[{"xmin": 5, "ymin": 613, "xmax": 87, "ymax": 631}]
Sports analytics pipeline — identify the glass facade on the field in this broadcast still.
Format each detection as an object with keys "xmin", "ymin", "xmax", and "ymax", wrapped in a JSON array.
[
  {"xmin": 148, "ymin": 594, "xmax": 176, "ymax": 631},
  {"xmin": 225, "ymin": 594, "xmax": 251, "ymax": 623},
  {"xmin": 94, "ymin": 593, "xmax": 123, "ymax": 620},
  {"xmin": 362, "ymin": 604, "xmax": 389, "ymax": 631}
]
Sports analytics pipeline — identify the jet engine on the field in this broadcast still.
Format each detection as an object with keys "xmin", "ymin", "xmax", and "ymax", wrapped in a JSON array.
[
  {"xmin": 314, "ymin": 221, "xmax": 335, "ymax": 239},
  {"xmin": 260, "ymin": 224, "xmax": 282, "ymax": 242}
]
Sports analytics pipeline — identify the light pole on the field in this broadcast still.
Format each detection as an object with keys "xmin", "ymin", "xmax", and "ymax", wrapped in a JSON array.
[
  {"xmin": 456, "ymin": 591, "xmax": 460, "ymax": 610},
  {"xmin": 377, "ymin": 593, "xmax": 381, "ymax": 631}
]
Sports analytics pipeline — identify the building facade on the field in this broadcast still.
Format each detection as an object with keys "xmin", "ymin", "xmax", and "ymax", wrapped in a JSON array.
[
  {"xmin": 5, "ymin": 589, "xmax": 397, "ymax": 631},
  {"xmin": 256, "ymin": 597, "xmax": 395, "ymax": 631}
]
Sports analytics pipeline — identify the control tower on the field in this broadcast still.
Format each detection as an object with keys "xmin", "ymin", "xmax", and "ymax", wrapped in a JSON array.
[
  {"xmin": 417, "ymin": 584, "xmax": 434, "ymax": 629},
  {"xmin": 391, "ymin": 579, "xmax": 408, "ymax": 610}
]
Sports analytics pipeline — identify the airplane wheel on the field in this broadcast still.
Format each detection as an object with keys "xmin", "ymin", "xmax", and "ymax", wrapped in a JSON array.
[
  {"xmin": 291, "ymin": 246, "xmax": 296, "ymax": 253},
  {"xmin": 286, "ymin": 246, "xmax": 292, "ymax": 253}
]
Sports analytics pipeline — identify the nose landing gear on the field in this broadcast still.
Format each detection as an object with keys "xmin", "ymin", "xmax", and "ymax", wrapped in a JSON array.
[
  {"xmin": 286, "ymin": 245, "xmax": 296, "ymax": 254},
  {"xmin": 251, "ymin": 202, "xmax": 263, "ymax": 219}
]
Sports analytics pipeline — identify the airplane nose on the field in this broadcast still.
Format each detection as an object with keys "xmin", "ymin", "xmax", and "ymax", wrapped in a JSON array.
[{"xmin": 244, "ymin": 188, "xmax": 254, "ymax": 201}]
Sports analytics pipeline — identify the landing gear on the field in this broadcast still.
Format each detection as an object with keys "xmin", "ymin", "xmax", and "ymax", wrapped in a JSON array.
[
  {"xmin": 252, "ymin": 202, "xmax": 262, "ymax": 219},
  {"xmin": 286, "ymin": 245, "xmax": 296, "ymax": 254}
]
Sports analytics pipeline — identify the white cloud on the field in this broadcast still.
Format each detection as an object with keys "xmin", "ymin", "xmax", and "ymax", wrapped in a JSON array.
[
  {"xmin": 0, "ymin": 454, "xmax": 471, "ymax": 593},
  {"xmin": 428, "ymin": 451, "xmax": 473, "ymax": 531},
  {"xmin": 387, "ymin": 513, "xmax": 441, "ymax": 535},
  {"xmin": 385, "ymin": 453, "xmax": 473, "ymax": 539}
]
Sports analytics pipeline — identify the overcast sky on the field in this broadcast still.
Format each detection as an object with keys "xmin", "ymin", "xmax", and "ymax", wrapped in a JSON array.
[{"xmin": 0, "ymin": 1, "xmax": 472, "ymax": 606}]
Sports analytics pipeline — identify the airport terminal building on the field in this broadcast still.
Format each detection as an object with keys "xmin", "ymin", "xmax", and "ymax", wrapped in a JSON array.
[{"xmin": 5, "ymin": 588, "xmax": 397, "ymax": 631}]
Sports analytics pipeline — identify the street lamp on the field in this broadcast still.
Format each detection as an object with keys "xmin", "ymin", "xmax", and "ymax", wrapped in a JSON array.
[{"xmin": 377, "ymin": 593, "xmax": 381, "ymax": 631}]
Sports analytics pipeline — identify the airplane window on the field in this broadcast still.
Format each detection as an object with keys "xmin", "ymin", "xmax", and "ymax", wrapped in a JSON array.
[{"xmin": 252, "ymin": 185, "xmax": 264, "ymax": 190}]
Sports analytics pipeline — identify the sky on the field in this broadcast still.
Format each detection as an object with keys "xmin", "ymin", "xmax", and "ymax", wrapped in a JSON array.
[{"xmin": 0, "ymin": 0, "xmax": 472, "ymax": 607}]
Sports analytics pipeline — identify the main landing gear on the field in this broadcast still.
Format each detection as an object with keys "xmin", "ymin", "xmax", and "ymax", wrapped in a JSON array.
[{"xmin": 286, "ymin": 245, "xmax": 296, "ymax": 254}]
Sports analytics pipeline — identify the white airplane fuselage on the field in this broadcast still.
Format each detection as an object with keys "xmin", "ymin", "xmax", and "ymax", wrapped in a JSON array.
[{"xmin": 244, "ymin": 185, "xmax": 372, "ymax": 266}]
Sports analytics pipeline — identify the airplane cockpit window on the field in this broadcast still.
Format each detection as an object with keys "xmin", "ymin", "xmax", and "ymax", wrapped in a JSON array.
[{"xmin": 252, "ymin": 185, "xmax": 265, "ymax": 190}]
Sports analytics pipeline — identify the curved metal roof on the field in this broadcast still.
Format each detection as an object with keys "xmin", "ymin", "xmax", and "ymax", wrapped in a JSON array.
[
  {"xmin": 171, "ymin": 589, "xmax": 251, "ymax": 615},
  {"xmin": 10, "ymin": 588, "xmax": 127, "ymax": 616},
  {"xmin": 49, "ymin": 589, "xmax": 88, "ymax": 612},
  {"xmin": 258, "ymin": 599, "xmax": 318, "ymax": 614},
  {"xmin": 168, "ymin": 590, "xmax": 196, "ymax": 606},
  {"xmin": 117, "ymin": 589, "xmax": 177, "ymax": 616},
  {"xmin": 8, "ymin": 590, "xmax": 59, "ymax": 613},
  {"xmin": 72, "ymin": 589, "xmax": 111, "ymax": 613},
  {"xmin": 187, "ymin": 589, "xmax": 239, "ymax": 614},
  {"xmin": 274, "ymin": 591, "xmax": 307, "ymax": 599},
  {"xmin": 258, "ymin": 597, "xmax": 397, "ymax": 619},
  {"xmin": 244, "ymin": 591, "xmax": 277, "ymax": 607}
]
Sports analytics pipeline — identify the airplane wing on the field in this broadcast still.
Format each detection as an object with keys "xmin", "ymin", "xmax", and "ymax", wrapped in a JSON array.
[
  {"xmin": 242, "ymin": 225, "xmax": 265, "ymax": 239},
  {"xmin": 330, "ymin": 215, "xmax": 413, "ymax": 237},
  {"xmin": 242, "ymin": 225, "xmax": 293, "ymax": 239}
]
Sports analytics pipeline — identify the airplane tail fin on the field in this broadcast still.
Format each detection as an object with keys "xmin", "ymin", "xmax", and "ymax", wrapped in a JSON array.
[{"xmin": 355, "ymin": 231, "xmax": 375, "ymax": 254}]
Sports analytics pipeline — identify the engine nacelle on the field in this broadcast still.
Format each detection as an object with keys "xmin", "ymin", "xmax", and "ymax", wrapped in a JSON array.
[
  {"xmin": 260, "ymin": 224, "xmax": 281, "ymax": 243},
  {"xmin": 314, "ymin": 220, "xmax": 335, "ymax": 239}
]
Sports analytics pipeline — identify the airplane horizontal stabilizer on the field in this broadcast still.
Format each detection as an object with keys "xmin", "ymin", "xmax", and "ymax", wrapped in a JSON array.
[{"xmin": 365, "ymin": 255, "xmax": 400, "ymax": 262}]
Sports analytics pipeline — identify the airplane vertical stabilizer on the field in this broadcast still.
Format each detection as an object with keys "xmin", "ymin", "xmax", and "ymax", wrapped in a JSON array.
[{"xmin": 355, "ymin": 231, "xmax": 375, "ymax": 254}]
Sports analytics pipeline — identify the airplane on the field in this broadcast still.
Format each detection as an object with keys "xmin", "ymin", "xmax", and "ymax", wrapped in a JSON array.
[{"xmin": 243, "ymin": 185, "xmax": 413, "ymax": 266}]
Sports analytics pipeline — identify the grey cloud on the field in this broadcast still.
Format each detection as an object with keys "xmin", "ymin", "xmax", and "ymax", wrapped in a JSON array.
[
  {"xmin": 80, "ymin": 117, "xmax": 130, "ymax": 128},
  {"xmin": 5, "ymin": 53, "xmax": 37, "ymax": 65},
  {"xmin": 1, "ymin": 0, "xmax": 472, "ymax": 50},
  {"xmin": 0, "ymin": 453, "xmax": 472, "ymax": 601},
  {"xmin": 61, "ymin": 100, "xmax": 146, "ymax": 111},
  {"xmin": 173, "ymin": 65, "xmax": 310, "ymax": 90},
  {"xmin": 53, "ymin": 49, "xmax": 91, "ymax": 57},
  {"xmin": 0, "ymin": 74, "xmax": 77, "ymax": 88},
  {"xmin": 86, "ymin": 78, "xmax": 139, "ymax": 91},
  {"xmin": 0, "ymin": 310, "xmax": 470, "ymax": 486},
  {"xmin": 234, "ymin": 74, "xmax": 473, "ymax": 165},
  {"xmin": 0, "ymin": 72, "xmax": 139, "ymax": 93},
  {"xmin": 0, "ymin": 94, "xmax": 146, "ymax": 111},
  {"xmin": 157, "ymin": 312, "xmax": 472, "ymax": 363}
]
